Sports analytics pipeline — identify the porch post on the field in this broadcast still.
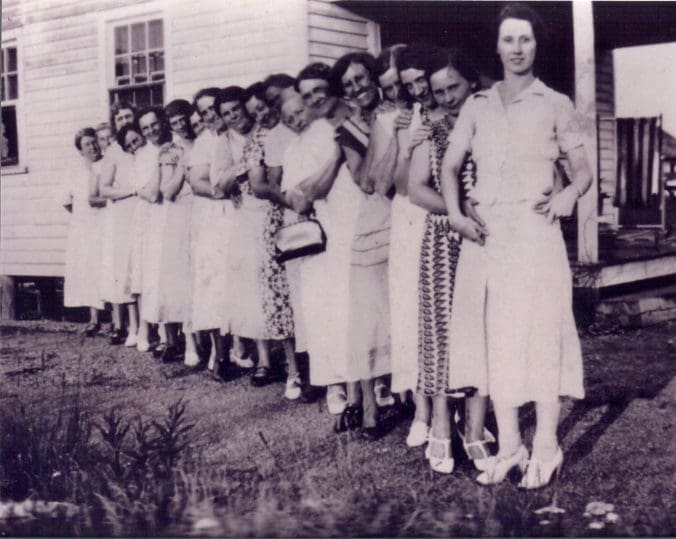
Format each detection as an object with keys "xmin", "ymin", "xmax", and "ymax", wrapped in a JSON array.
[{"xmin": 572, "ymin": 0, "xmax": 599, "ymax": 264}]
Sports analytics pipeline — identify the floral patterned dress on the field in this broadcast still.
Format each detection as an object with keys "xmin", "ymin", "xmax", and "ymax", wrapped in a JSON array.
[
  {"xmin": 417, "ymin": 109, "xmax": 475, "ymax": 397},
  {"xmin": 237, "ymin": 126, "xmax": 294, "ymax": 340}
]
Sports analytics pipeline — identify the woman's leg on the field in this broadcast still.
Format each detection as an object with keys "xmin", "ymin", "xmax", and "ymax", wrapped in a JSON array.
[
  {"xmin": 89, "ymin": 307, "xmax": 100, "ymax": 325},
  {"xmin": 127, "ymin": 302, "xmax": 139, "ymax": 336},
  {"xmin": 414, "ymin": 393, "xmax": 431, "ymax": 424},
  {"xmin": 464, "ymin": 394, "xmax": 491, "ymax": 457},
  {"xmin": 361, "ymin": 378, "xmax": 377, "ymax": 428},
  {"xmin": 283, "ymin": 339, "xmax": 298, "ymax": 376},
  {"xmin": 532, "ymin": 400, "xmax": 561, "ymax": 461},
  {"xmin": 429, "ymin": 395, "xmax": 451, "ymax": 443},
  {"xmin": 492, "ymin": 403, "xmax": 522, "ymax": 457},
  {"xmin": 256, "ymin": 340, "xmax": 271, "ymax": 369},
  {"xmin": 111, "ymin": 303, "xmax": 123, "ymax": 331}
]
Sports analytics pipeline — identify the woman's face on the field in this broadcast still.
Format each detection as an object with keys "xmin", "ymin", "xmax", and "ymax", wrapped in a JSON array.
[
  {"xmin": 378, "ymin": 67, "xmax": 402, "ymax": 103},
  {"xmin": 139, "ymin": 111, "xmax": 163, "ymax": 146},
  {"xmin": 430, "ymin": 66, "xmax": 472, "ymax": 115},
  {"xmin": 245, "ymin": 95, "xmax": 278, "ymax": 129},
  {"xmin": 400, "ymin": 67, "xmax": 434, "ymax": 108},
  {"xmin": 497, "ymin": 17, "xmax": 537, "ymax": 76},
  {"xmin": 113, "ymin": 108, "xmax": 135, "ymax": 131},
  {"xmin": 96, "ymin": 127, "xmax": 114, "ymax": 152},
  {"xmin": 79, "ymin": 135, "xmax": 101, "ymax": 163},
  {"xmin": 196, "ymin": 95, "xmax": 223, "ymax": 132},
  {"xmin": 298, "ymin": 78, "xmax": 332, "ymax": 118},
  {"xmin": 169, "ymin": 114, "xmax": 189, "ymax": 138},
  {"xmin": 190, "ymin": 111, "xmax": 205, "ymax": 137},
  {"xmin": 124, "ymin": 130, "xmax": 145, "ymax": 154},
  {"xmin": 281, "ymin": 95, "xmax": 311, "ymax": 134},
  {"xmin": 341, "ymin": 62, "xmax": 378, "ymax": 110}
]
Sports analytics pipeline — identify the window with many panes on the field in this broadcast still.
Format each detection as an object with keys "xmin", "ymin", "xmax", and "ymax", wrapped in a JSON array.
[
  {"xmin": 2, "ymin": 45, "xmax": 20, "ymax": 167},
  {"xmin": 109, "ymin": 18, "xmax": 164, "ymax": 107}
]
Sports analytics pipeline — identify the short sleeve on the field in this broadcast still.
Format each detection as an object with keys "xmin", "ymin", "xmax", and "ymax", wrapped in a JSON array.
[
  {"xmin": 190, "ymin": 132, "xmax": 212, "ymax": 168},
  {"xmin": 447, "ymin": 96, "xmax": 476, "ymax": 154},
  {"xmin": 265, "ymin": 124, "xmax": 295, "ymax": 168},
  {"xmin": 553, "ymin": 94, "xmax": 584, "ymax": 153}
]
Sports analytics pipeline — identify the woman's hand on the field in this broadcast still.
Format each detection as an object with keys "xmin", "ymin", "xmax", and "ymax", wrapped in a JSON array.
[
  {"xmin": 462, "ymin": 196, "xmax": 486, "ymax": 229},
  {"xmin": 543, "ymin": 185, "xmax": 579, "ymax": 223},
  {"xmin": 449, "ymin": 213, "xmax": 488, "ymax": 246},
  {"xmin": 407, "ymin": 126, "xmax": 432, "ymax": 157},
  {"xmin": 285, "ymin": 188, "xmax": 312, "ymax": 214},
  {"xmin": 393, "ymin": 109, "xmax": 414, "ymax": 131}
]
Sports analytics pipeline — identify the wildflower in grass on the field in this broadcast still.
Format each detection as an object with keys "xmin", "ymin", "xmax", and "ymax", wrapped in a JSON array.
[
  {"xmin": 584, "ymin": 501, "xmax": 615, "ymax": 517},
  {"xmin": 534, "ymin": 504, "xmax": 566, "ymax": 515},
  {"xmin": 588, "ymin": 520, "xmax": 605, "ymax": 530},
  {"xmin": 605, "ymin": 512, "xmax": 619, "ymax": 523}
]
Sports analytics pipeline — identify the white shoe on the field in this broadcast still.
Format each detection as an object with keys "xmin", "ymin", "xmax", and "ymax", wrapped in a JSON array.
[
  {"xmin": 428, "ymin": 436, "xmax": 454, "ymax": 474},
  {"xmin": 458, "ymin": 427, "xmax": 497, "ymax": 471},
  {"xmin": 374, "ymin": 383, "xmax": 395, "ymax": 407},
  {"xmin": 229, "ymin": 348, "xmax": 254, "ymax": 369},
  {"xmin": 284, "ymin": 372, "xmax": 302, "ymax": 400},
  {"xmin": 137, "ymin": 339, "xmax": 151, "ymax": 352},
  {"xmin": 406, "ymin": 419, "xmax": 430, "ymax": 447},
  {"xmin": 518, "ymin": 446, "xmax": 563, "ymax": 490},
  {"xmin": 476, "ymin": 445, "xmax": 529, "ymax": 486},
  {"xmin": 124, "ymin": 333, "xmax": 138, "ymax": 347},
  {"xmin": 326, "ymin": 386, "xmax": 347, "ymax": 415},
  {"xmin": 184, "ymin": 351, "xmax": 200, "ymax": 367}
]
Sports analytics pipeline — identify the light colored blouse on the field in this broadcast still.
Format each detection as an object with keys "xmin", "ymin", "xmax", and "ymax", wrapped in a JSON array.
[{"xmin": 448, "ymin": 78, "xmax": 584, "ymax": 205}]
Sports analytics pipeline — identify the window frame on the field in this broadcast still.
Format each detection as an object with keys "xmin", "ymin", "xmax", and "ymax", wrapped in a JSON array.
[
  {"xmin": 98, "ymin": 2, "xmax": 171, "ymax": 117},
  {"xmin": 1, "ymin": 29, "xmax": 27, "ymax": 175}
]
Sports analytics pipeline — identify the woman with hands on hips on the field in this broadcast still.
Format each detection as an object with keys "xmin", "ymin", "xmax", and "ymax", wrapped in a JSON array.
[{"xmin": 440, "ymin": 2, "xmax": 592, "ymax": 489}]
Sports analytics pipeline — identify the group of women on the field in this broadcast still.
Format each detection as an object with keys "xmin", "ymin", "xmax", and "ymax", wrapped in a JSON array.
[{"xmin": 63, "ymin": 3, "xmax": 591, "ymax": 487}]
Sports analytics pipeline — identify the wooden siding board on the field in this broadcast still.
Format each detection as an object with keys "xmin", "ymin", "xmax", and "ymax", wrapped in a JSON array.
[
  {"xmin": 308, "ymin": 27, "xmax": 370, "ymax": 49},
  {"xmin": 308, "ymin": 13, "xmax": 368, "ymax": 35},
  {"xmin": 1, "ymin": 264, "xmax": 66, "ymax": 278},
  {"xmin": 307, "ymin": 0, "xmax": 368, "ymax": 23},
  {"xmin": 1, "ymin": 225, "xmax": 69, "ymax": 239}
]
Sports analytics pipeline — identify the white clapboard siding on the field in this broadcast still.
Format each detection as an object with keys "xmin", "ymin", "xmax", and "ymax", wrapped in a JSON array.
[
  {"xmin": 307, "ymin": 0, "xmax": 379, "ymax": 64},
  {"xmin": 0, "ymin": 0, "xmax": 145, "ymax": 277},
  {"xmin": 1, "ymin": 0, "xmax": 381, "ymax": 278}
]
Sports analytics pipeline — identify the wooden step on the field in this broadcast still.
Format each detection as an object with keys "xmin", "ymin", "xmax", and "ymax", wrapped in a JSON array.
[{"xmin": 596, "ymin": 284, "xmax": 676, "ymax": 327}]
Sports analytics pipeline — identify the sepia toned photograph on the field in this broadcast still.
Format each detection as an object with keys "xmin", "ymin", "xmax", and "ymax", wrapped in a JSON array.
[{"xmin": 0, "ymin": 0, "xmax": 674, "ymax": 536}]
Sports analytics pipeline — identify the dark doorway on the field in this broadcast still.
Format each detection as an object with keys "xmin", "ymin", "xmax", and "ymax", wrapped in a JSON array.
[{"xmin": 338, "ymin": 1, "xmax": 575, "ymax": 98}]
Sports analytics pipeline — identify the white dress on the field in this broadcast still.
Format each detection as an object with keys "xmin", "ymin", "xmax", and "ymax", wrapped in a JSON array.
[
  {"xmin": 63, "ymin": 158, "xmax": 104, "ymax": 310},
  {"xmin": 376, "ymin": 108, "xmax": 428, "ymax": 393},
  {"xmin": 446, "ymin": 79, "xmax": 585, "ymax": 406},
  {"xmin": 282, "ymin": 119, "xmax": 362, "ymax": 387},
  {"xmin": 188, "ymin": 130, "xmax": 234, "ymax": 333},
  {"xmin": 141, "ymin": 140, "xmax": 192, "ymax": 324},
  {"xmin": 99, "ymin": 143, "xmax": 136, "ymax": 304}
]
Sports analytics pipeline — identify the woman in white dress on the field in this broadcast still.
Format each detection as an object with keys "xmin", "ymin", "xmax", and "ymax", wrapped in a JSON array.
[
  {"xmin": 280, "ymin": 92, "xmax": 360, "ymax": 425},
  {"xmin": 370, "ymin": 45, "xmax": 426, "ymax": 419},
  {"xmin": 134, "ymin": 107, "xmax": 173, "ymax": 358},
  {"xmin": 62, "ymin": 127, "xmax": 105, "ymax": 332},
  {"xmin": 99, "ymin": 102, "xmax": 139, "ymax": 346},
  {"xmin": 165, "ymin": 99, "xmax": 200, "ymax": 366},
  {"xmin": 441, "ymin": 3, "xmax": 590, "ymax": 488}
]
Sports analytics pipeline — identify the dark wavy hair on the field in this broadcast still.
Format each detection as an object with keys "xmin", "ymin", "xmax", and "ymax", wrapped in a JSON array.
[
  {"xmin": 445, "ymin": 48, "xmax": 481, "ymax": 91},
  {"xmin": 74, "ymin": 127, "xmax": 97, "ymax": 151},
  {"xmin": 216, "ymin": 86, "xmax": 246, "ymax": 112},
  {"xmin": 262, "ymin": 73, "xmax": 296, "ymax": 93},
  {"xmin": 192, "ymin": 87, "xmax": 220, "ymax": 109},
  {"xmin": 243, "ymin": 82, "xmax": 266, "ymax": 103},
  {"xmin": 330, "ymin": 52, "xmax": 377, "ymax": 97},
  {"xmin": 295, "ymin": 62, "xmax": 332, "ymax": 93},
  {"xmin": 374, "ymin": 44, "xmax": 407, "ymax": 80},
  {"xmin": 496, "ymin": 2, "xmax": 546, "ymax": 70},
  {"xmin": 108, "ymin": 101, "xmax": 137, "ymax": 135},
  {"xmin": 116, "ymin": 123, "xmax": 143, "ymax": 152},
  {"xmin": 397, "ymin": 43, "xmax": 447, "ymax": 104}
]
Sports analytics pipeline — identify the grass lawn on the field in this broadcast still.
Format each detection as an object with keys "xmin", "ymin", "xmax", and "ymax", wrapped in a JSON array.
[{"xmin": 1, "ymin": 319, "xmax": 674, "ymax": 536}]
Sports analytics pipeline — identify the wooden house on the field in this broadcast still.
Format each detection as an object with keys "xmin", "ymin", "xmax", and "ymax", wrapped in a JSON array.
[{"xmin": 1, "ymin": 0, "xmax": 675, "ymax": 319}]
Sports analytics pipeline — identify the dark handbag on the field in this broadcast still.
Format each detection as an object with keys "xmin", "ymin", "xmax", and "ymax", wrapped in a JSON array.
[{"xmin": 275, "ymin": 217, "xmax": 327, "ymax": 263}]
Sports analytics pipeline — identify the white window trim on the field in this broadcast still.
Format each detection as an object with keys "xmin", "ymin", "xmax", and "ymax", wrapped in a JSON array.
[
  {"xmin": 96, "ymin": 1, "xmax": 173, "ymax": 119},
  {"xmin": 1, "ymin": 27, "xmax": 27, "ymax": 174}
]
